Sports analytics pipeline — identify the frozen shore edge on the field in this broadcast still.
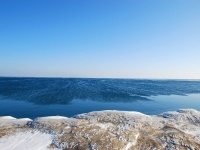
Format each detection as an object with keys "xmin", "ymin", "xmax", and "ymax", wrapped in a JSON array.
[{"xmin": 0, "ymin": 109, "xmax": 200, "ymax": 150}]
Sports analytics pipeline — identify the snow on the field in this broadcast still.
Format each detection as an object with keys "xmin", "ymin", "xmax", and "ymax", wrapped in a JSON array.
[
  {"xmin": 0, "ymin": 130, "xmax": 55, "ymax": 150},
  {"xmin": 1, "ymin": 109, "xmax": 200, "ymax": 149},
  {"xmin": 35, "ymin": 116, "xmax": 68, "ymax": 122},
  {"xmin": 0, "ymin": 116, "xmax": 32, "ymax": 121},
  {"xmin": 36, "ymin": 116, "xmax": 68, "ymax": 120},
  {"xmin": 125, "ymin": 133, "xmax": 139, "ymax": 150},
  {"xmin": 0, "ymin": 116, "xmax": 16, "ymax": 120},
  {"xmin": 84, "ymin": 110, "xmax": 149, "ymax": 116},
  {"xmin": 95, "ymin": 122, "xmax": 113, "ymax": 130},
  {"xmin": 158, "ymin": 109, "xmax": 200, "ymax": 122},
  {"xmin": 0, "ymin": 117, "xmax": 32, "ymax": 127}
]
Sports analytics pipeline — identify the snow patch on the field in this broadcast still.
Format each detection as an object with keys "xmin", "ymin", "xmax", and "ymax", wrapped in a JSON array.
[
  {"xmin": 125, "ymin": 133, "xmax": 139, "ymax": 150},
  {"xmin": 0, "ymin": 130, "xmax": 55, "ymax": 150},
  {"xmin": 95, "ymin": 122, "xmax": 113, "ymax": 130},
  {"xmin": 0, "ymin": 116, "xmax": 16, "ymax": 120},
  {"xmin": 35, "ymin": 116, "xmax": 68, "ymax": 122}
]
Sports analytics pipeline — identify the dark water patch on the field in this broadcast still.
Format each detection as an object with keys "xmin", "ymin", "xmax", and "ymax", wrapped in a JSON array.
[{"xmin": 0, "ymin": 78, "xmax": 200, "ymax": 105}]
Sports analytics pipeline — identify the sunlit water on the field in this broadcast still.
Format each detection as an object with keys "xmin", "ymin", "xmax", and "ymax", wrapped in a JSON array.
[{"xmin": 0, "ymin": 78, "xmax": 200, "ymax": 119}]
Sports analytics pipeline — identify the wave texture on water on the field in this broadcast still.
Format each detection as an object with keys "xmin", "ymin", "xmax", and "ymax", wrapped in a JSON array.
[{"xmin": 0, "ymin": 77, "xmax": 200, "ymax": 104}]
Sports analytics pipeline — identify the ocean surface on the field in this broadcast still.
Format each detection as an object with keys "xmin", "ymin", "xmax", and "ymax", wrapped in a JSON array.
[{"xmin": 0, "ymin": 77, "xmax": 200, "ymax": 119}]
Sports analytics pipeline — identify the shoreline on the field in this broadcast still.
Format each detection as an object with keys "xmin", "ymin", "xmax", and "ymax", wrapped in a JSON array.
[{"xmin": 0, "ymin": 109, "xmax": 200, "ymax": 149}]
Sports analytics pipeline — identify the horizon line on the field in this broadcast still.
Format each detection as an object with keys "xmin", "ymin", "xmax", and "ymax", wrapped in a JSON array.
[{"xmin": 0, "ymin": 76, "xmax": 200, "ymax": 81}]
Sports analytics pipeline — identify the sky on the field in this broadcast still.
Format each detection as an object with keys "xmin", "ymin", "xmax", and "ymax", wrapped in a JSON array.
[{"xmin": 0, "ymin": 0, "xmax": 200, "ymax": 79}]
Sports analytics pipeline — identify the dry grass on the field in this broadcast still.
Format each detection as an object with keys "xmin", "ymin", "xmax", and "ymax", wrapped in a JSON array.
[
  {"xmin": 161, "ymin": 125, "xmax": 200, "ymax": 150},
  {"xmin": 133, "ymin": 132, "xmax": 162, "ymax": 150},
  {"xmin": 1, "ymin": 110, "xmax": 199, "ymax": 150},
  {"xmin": 46, "ymin": 118, "xmax": 200, "ymax": 150},
  {"xmin": 0, "ymin": 127, "xmax": 16, "ymax": 138},
  {"xmin": 47, "ymin": 120, "xmax": 140, "ymax": 150},
  {"xmin": 58, "ymin": 125, "xmax": 125, "ymax": 149}
]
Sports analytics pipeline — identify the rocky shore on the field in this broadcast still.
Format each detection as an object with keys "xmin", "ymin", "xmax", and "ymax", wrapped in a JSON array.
[{"xmin": 0, "ymin": 109, "xmax": 200, "ymax": 150}]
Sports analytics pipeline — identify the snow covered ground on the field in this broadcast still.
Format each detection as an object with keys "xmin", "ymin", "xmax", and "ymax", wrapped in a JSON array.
[
  {"xmin": 0, "ymin": 109, "xmax": 200, "ymax": 150},
  {"xmin": 0, "ymin": 130, "xmax": 54, "ymax": 150}
]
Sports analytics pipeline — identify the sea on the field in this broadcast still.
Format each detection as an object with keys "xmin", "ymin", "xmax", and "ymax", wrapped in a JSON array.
[{"xmin": 0, "ymin": 77, "xmax": 200, "ymax": 119}]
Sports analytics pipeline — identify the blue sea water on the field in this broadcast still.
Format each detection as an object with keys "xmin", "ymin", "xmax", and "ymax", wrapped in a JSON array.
[{"xmin": 0, "ymin": 77, "xmax": 200, "ymax": 119}]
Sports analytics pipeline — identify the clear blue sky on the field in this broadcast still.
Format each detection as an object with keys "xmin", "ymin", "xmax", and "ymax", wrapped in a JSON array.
[{"xmin": 0, "ymin": 0, "xmax": 200, "ymax": 79}]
